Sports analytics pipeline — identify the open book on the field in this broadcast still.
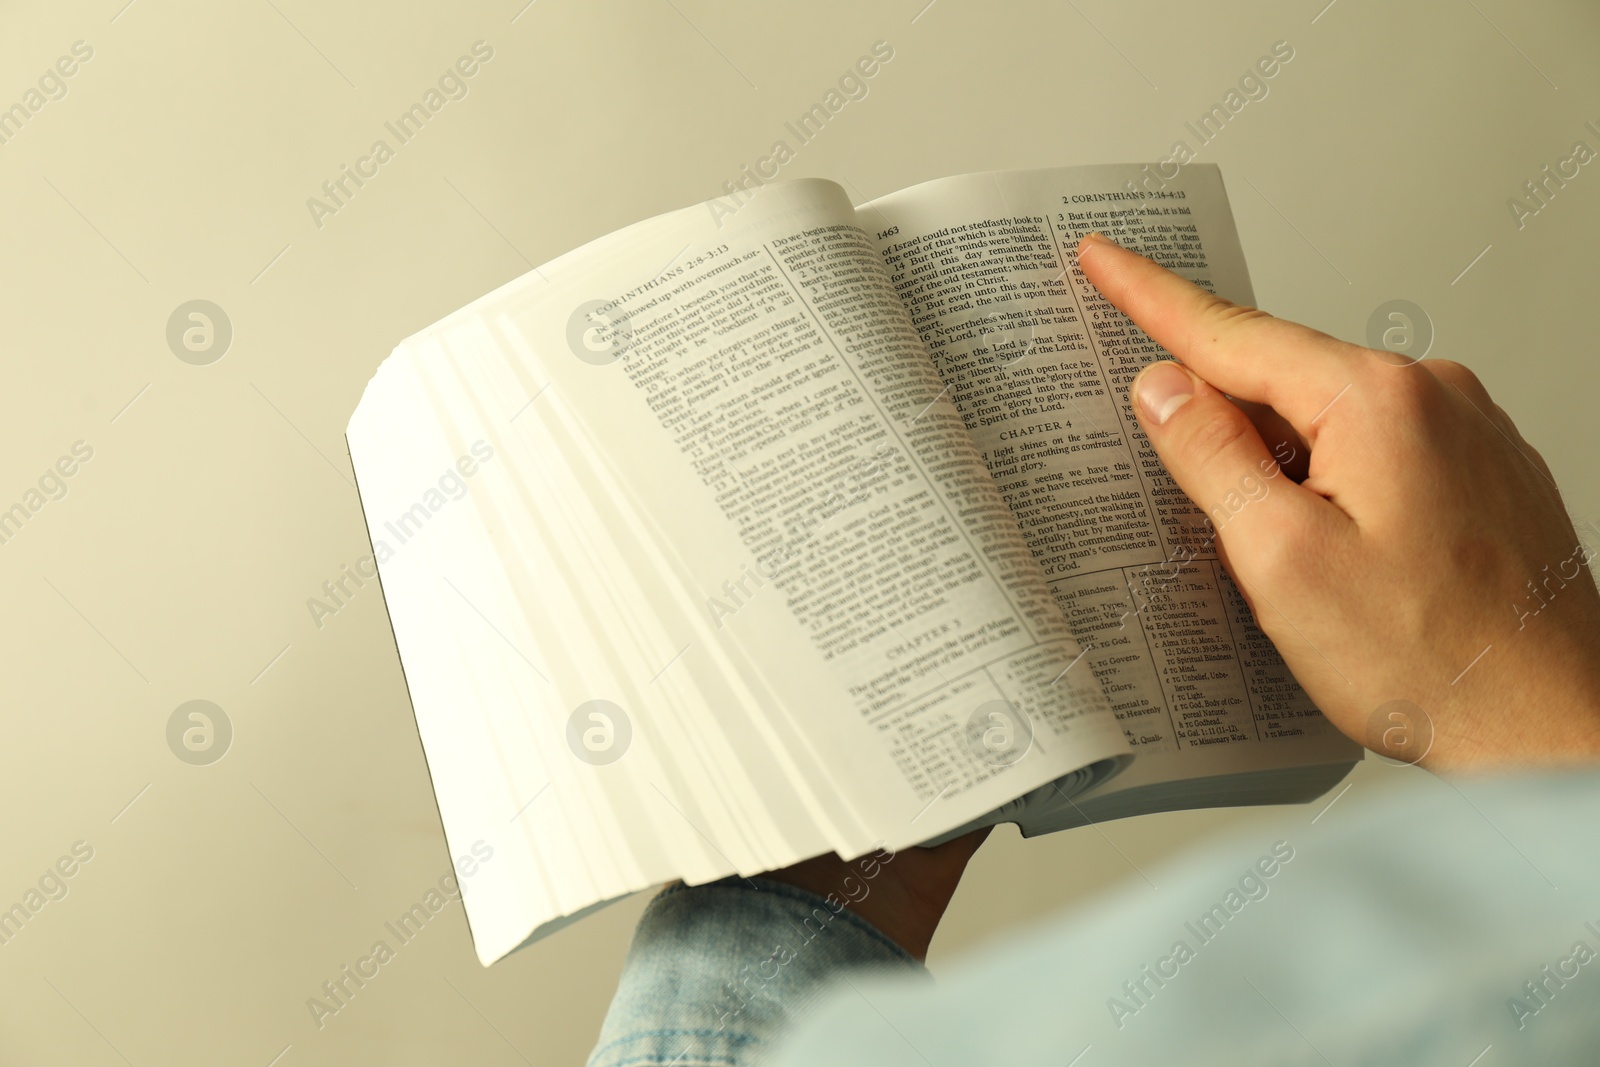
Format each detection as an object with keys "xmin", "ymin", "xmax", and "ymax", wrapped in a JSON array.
[{"xmin": 346, "ymin": 164, "xmax": 1361, "ymax": 966}]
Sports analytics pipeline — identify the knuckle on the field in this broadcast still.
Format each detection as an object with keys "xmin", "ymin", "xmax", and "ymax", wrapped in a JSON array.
[
  {"xmin": 1245, "ymin": 532, "xmax": 1298, "ymax": 588},
  {"xmin": 1228, "ymin": 511, "xmax": 1320, "ymax": 601},
  {"xmin": 1176, "ymin": 403, "xmax": 1256, "ymax": 474},
  {"xmin": 1207, "ymin": 299, "xmax": 1273, "ymax": 329},
  {"xmin": 1184, "ymin": 298, "xmax": 1278, "ymax": 368},
  {"xmin": 1426, "ymin": 359, "xmax": 1492, "ymax": 403},
  {"xmin": 1378, "ymin": 360, "xmax": 1443, "ymax": 414},
  {"xmin": 1250, "ymin": 510, "xmax": 1310, "ymax": 578},
  {"xmin": 1197, "ymin": 296, "xmax": 1272, "ymax": 341},
  {"xmin": 1425, "ymin": 357, "xmax": 1470, "ymax": 384}
]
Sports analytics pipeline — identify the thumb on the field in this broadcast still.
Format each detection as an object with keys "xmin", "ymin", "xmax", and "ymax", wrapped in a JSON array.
[{"xmin": 1131, "ymin": 360, "xmax": 1330, "ymax": 563}]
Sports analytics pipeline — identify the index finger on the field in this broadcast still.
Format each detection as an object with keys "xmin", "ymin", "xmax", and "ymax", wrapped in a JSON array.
[{"xmin": 1076, "ymin": 233, "xmax": 1368, "ymax": 438}]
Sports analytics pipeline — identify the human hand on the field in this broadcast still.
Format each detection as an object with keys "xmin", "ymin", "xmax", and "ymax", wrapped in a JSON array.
[
  {"xmin": 759, "ymin": 829, "xmax": 989, "ymax": 961},
  {"xmin": 1076, "ymin": 232, "xmax": 1600, "ymax": 771}
]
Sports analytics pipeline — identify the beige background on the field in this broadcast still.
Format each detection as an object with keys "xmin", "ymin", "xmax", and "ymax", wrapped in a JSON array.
[{"xmin": 2, "ymin": 0, "xmax": 1596, "ymax": 1063}]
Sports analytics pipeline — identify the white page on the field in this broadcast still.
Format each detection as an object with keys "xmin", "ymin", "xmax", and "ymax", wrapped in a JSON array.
[
  {"xmin": 479, "ymin": 180, "xmax": 1128, "ymax": 841},
  {"xmin": 861, "ymin": 165, "xmax": 1361, "ymax": 798}
]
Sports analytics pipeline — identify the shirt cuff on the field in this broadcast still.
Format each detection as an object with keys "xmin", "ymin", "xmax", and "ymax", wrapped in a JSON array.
[{"xmin": 588, "ymin": 876, "xmax": 928, "ymax": 1067}]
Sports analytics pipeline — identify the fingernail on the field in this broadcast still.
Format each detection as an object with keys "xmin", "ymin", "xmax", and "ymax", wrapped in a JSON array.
[{"xmin": 1136, "ymin": 361, "xmax": 1193, "ymax": 425}]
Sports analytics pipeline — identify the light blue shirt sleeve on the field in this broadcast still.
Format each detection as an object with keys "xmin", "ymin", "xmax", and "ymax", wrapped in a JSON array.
[
  {"xmin": 587, "ymin": 877, "xmax": 926, "ymax": 1067},
  {"xmin": 592, "ymin": 770, "xmax": 1600, "ymax": 1066}
]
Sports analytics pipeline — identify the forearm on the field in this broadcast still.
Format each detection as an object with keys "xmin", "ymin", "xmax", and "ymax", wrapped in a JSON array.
[{"xmin": 588, "ymin": 876, "xmax": 927, "ymax": 1067}]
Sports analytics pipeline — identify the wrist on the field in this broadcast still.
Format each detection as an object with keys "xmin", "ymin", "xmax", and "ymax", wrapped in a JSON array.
[{"xmin": 760, "ymin": 830, "xmax": 989, "ymax": 961}]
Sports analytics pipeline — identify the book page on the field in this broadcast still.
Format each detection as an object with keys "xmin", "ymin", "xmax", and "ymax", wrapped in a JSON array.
[
  {"xmin": 348, "ymin": 178, "xmax": 1132, "ymax": 960},
  {"xmin": 506, "ymin": 179, "xmax": 1133, "ymax": 828},
  {"xmin": 860, "ymin": 165, "xmax": 1361, "ymax": 796}
]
